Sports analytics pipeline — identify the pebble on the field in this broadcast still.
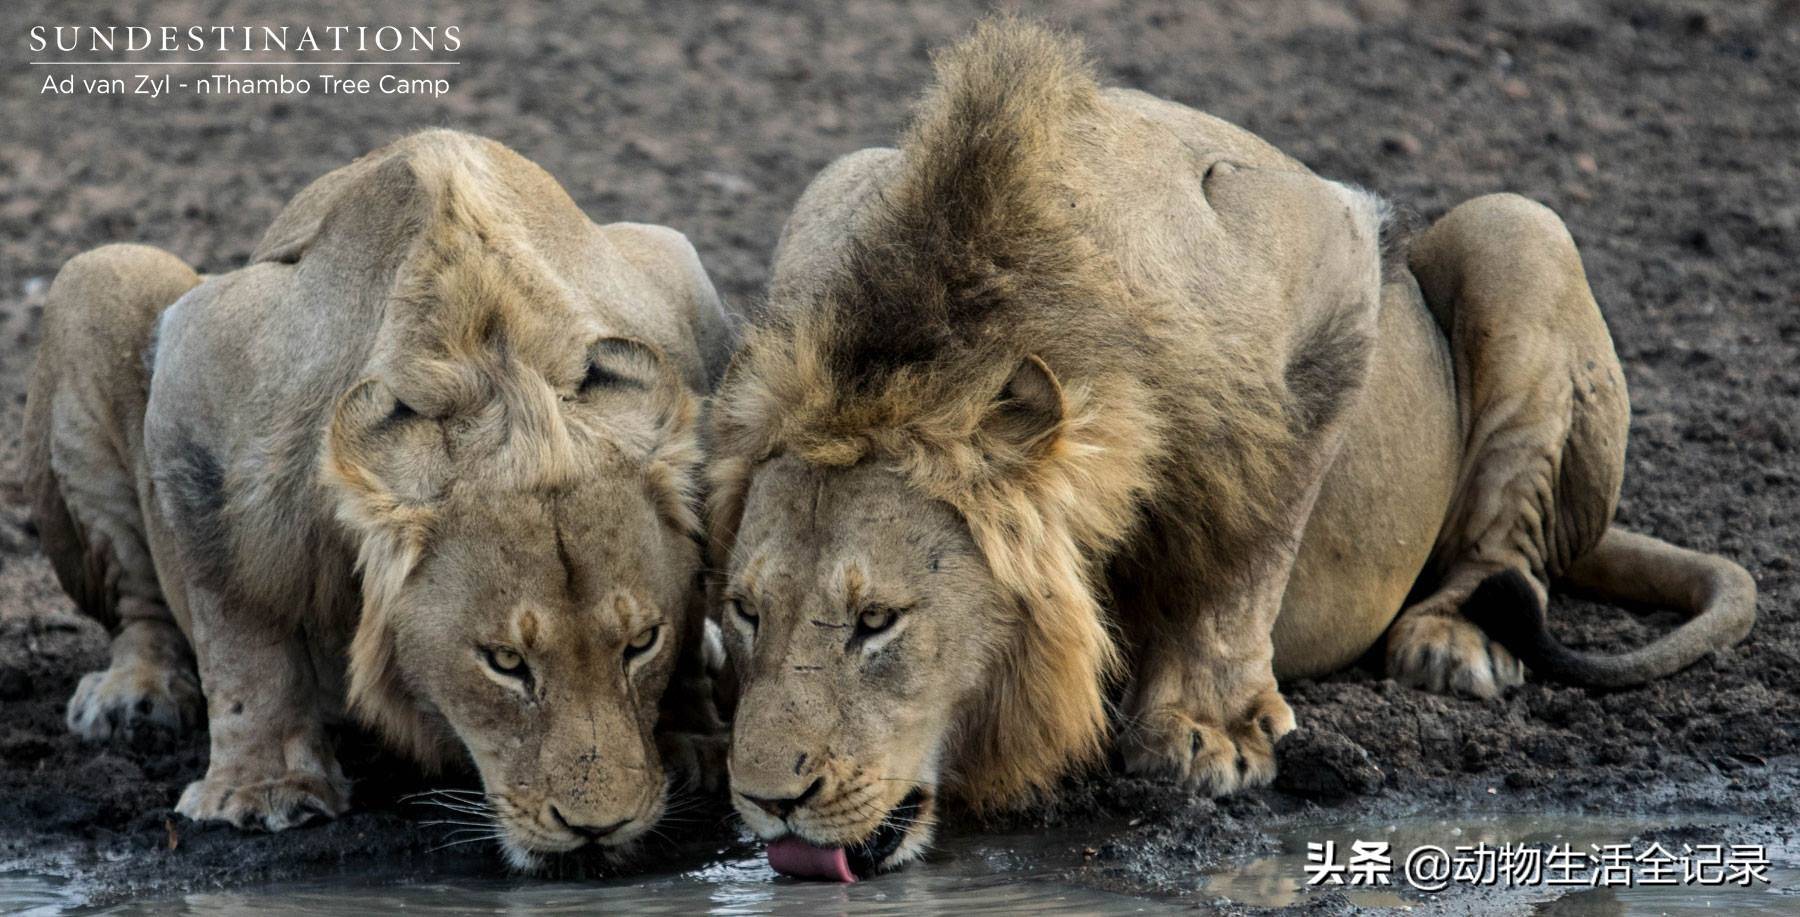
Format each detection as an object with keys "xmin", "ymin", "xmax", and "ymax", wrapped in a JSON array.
[{"xmin": 700, "ymin": 170, "xmax": 756, "ymax": 197}]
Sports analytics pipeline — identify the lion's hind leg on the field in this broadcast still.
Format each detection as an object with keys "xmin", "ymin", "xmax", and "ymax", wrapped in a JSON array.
[
  {"xmin": 25, "ymin": 244, "xmax": 204, "ymax": 742},
  {"xmin": 1385, "ymin": 193, "xmax": 1629, "ymax": 699}
]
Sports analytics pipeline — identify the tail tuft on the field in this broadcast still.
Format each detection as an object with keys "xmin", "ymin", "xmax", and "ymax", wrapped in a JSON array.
[
  {"xmin": 1459, "ymin": 567, "xmax": 1602, "ymax": 688},
  {"xmin": 1461, "ymin": 567, "xmax": 1624, "ymax": 689},
  {"xmin": 1464, "ymin": 529, "xmax": 1757, "ymax": 691},
  {"xmin": 1460, "ymin": 568, "xmax": 1547, "ymax": 655}
]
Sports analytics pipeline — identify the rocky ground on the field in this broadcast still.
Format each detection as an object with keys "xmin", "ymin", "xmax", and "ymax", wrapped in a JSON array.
[{"xmin": 2, "ymin": 0, "xmax": 1796, "ymax": 912}]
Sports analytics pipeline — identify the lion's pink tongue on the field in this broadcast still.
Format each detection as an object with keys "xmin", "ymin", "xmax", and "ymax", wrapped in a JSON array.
[{"xmin": 767, "ymin": 838, "xmax": 856, "ymax": 883}]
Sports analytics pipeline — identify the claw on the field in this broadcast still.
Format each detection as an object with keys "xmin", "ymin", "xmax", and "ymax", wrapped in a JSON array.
[
  {"xmin": 177, "ymin": 769, "xmax": 351, "ymax": 833},
  {"xmin": 1122, "ymin": 689, "xmax": 1294, "ymax": 797},
  {"xmin": 1388, "ymin": 610, "xmax": 1525, "ymax": 700}
]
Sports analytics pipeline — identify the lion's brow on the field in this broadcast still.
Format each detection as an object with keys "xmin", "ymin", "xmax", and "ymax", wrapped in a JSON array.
[{"xmin": 550, "ymin": 497, "xmax": 580, "ymax": 602}]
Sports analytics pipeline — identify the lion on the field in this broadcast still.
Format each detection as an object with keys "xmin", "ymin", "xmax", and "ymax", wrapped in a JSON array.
[
  {"xmin": 23, "ymin": 129, "xmax": 734, "ymax": 868},
  {"xmin": 705, "ymin": 21, "xmax": 1756, "ymax": 877}
]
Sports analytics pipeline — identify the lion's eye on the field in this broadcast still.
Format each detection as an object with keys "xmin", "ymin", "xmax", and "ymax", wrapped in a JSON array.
[
  {"xmin": 730, "ymin": 598, "xmax": 758, "ymax": 633},
  {"xmin": 624, "ymin": 625, "xmax": 661, "ymax": 663},
  {"xmin": 855, "ymin": 606, "xmax": 898, "ymax": 638},
  {"xmin": 484, "ymin": 646, "xmax": 530, "ymax": 681}
]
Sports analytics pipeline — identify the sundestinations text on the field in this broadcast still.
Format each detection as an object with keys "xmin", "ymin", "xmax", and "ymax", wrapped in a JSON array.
[{"xmin": 28, "ymin": 25, "xmax": 460, "ymax": 54}]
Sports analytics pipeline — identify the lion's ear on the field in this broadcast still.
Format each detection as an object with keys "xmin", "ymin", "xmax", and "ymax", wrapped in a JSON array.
[
  {"xmin": 583, "ymin": 336, "xmax": 664, "ymax": 393},
  {"xmin": 578, "ymin": 336, "xmax": 692, "ymax": 426},
  {"xmin": 582, "ymin": 337, "xmax": 705, "ymax": 539},
  {"xmin": 323, "ymin": 378, "xmax": 444, "ymax": 561},
  {"xmin": 326, "ymin": 377, "xmax": 454, "ymax": 767},
  {"xmin": 984, "ymin": 354, "xmax": 1065, "ymax": 455}
]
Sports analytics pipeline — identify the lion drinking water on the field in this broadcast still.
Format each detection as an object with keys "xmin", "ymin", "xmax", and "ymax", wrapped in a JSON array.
[
  {"xmin": 24, "ymin": 130, "xmax": 733, "ymax": 868},
  {"xmin": 706, "ymin": 21, "xmax": 1756, "ymax": 878}
]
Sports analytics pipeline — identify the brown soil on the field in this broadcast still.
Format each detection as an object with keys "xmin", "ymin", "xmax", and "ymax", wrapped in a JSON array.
[{"xmin": 2, "ymin": 0, "xmax": 1796, "ymax": 911}]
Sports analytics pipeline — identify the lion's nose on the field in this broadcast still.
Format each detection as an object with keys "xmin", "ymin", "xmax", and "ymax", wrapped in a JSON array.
[
  {"xmin": 740, "ymin": 776, "xmax": 824, "ymax": 820},
  {"xmin": 548, "ymin": 804, "xmax": 632, "ymax": 841}
]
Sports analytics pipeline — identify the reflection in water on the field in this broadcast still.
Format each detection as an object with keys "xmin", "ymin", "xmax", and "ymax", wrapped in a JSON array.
[
  {"xmin": 5, "ymin": 813, "xmax": 1796, "ymax": 914},
  {"xmin": 78, "ymin": 845, "xmax": 1158, "ymax": 916},
  {"xmin": 0, "ymin": 872, "xmax": 70, "ymax": 917}
]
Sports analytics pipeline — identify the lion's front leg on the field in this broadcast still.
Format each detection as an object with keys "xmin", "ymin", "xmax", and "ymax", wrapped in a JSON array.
[
  {"xmin": 1117, "ymin": 554, "xmax": 1297, "ymax": 795},
  {"xmin": 175, "ymin": 584, "xmax": 349, "ymax": 832}
]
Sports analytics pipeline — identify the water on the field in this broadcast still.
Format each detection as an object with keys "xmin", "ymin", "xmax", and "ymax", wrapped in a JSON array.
[
  {"xmin": 6, "ymin": 813, "xmax": 1796, "ymax": 914},
  {"xmin": 4, "ymin": 832, "xmax": 1159, "ymax": 916}
]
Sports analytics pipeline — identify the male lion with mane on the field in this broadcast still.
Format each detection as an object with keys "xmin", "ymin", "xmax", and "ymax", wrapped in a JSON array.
[
  {"xmin": 24, "ymin": 130, "xmax": 733, "ymax": 868},
  {"xmin": 707, "ymin": 21, "xmax": 1755, "ymax": 878}
]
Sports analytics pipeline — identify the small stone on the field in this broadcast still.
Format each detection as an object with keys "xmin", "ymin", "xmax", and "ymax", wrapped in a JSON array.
[
  {"xmin": 1501, "ymin": 78, "xmax": 1531, "ymax": 100},
  {"xmin": 1574, "ymin": 152, "xmax": 1599, "ymax": 174},
  {"xmin": 622, "ymin": 136, "xmax": 679, "ymax": 168},
  {"xmin": 700, "ymin": 170, "xmax": 755, "ymax": 197},
  {"xmin": 1274, "ymin": 728, "xmax": 1384, "ymax": 800}
]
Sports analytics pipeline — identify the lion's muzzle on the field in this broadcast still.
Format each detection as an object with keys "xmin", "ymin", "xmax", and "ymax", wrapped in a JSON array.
[{"xmin": 750, "ymin": 784, "xmax": 935, "ymax": 881}]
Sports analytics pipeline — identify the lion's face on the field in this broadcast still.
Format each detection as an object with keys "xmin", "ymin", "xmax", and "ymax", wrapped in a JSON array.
[
  {"xmin": 721, "ymin": 457, "xmax": 1008, "ymax": 874},
  {"xmin": 394, "ymin": 479, "xmax": 690, "ymax": 867},
  {"xmin": 327, "ymin": 328, "xmax": 704, "ymax": 869}
]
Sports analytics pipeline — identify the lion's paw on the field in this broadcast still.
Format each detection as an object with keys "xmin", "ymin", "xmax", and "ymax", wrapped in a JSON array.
[
  {"xmin": 66, "ymin": 662, "xmax": 203, "ymax": 745},
  {"xmin": 1387, "ymin": 610, "xmax": 1524, "ymax": 699},
  {"xmin": 1121, "ymin": 689, "xmax": 1296, "ymax": 796},
  {"xmin": 176, "ymin": 767, "xmax": 350, "ymax": 832}
]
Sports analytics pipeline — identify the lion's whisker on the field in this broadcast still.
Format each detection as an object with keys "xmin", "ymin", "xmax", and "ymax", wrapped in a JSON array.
[
  {"xmin": 429, "ymin": 835, "xmax": 503, "ymax": 854},
  {"xmin": 421, "ymin": 818, "xmax": 497, "ymax": 829}
]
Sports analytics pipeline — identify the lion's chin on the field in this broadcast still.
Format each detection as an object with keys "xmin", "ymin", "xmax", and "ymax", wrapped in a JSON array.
[
  {"xmin": 498, "ymin": 835, "xmax": 647, "ymax": 875},
  {"xmin": 500, "ymin": 836, "xmax": 549, "ymax": 873},
  {"xmin": 495, "ymin": 822, "xmax": 651, "ymax": 875}
]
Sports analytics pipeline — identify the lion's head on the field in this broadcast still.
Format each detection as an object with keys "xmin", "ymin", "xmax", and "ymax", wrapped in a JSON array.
[
  {"xmin": 706, "ymin": 23, "xmax": 1167, "ymax": 875},
  {"xmin": 315, "ymin": 133, "xmax": 709, "ymax": 868},
  {"xmin": 713, "ymin": 353, "xmax": 1108, "ymax": 874}
]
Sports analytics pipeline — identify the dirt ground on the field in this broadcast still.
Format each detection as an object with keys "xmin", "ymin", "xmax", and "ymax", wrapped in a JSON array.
[{"xmin": 2, "ymin": 0, "xmax": 1797, "ymax": 911}]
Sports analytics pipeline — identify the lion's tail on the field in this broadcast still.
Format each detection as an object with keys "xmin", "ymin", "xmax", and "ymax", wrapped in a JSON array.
[{"xmin": 1464, "ymin": 528, "xmax": 1756, "ymax": 689}]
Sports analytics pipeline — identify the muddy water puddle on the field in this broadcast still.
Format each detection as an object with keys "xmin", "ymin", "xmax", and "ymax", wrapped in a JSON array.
[{"xmin": 5, "ymin": 812, "xmax": 1796, "ymax": 914}]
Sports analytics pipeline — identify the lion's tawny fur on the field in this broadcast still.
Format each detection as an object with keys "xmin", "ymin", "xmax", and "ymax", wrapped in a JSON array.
[
  {"xmin": 28, "ymin": 129, "xmax": 732, "ymax": 857},
  {"xmin": 709, "ymin": 21, "xmax": 1355, "ymax": 807}
]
